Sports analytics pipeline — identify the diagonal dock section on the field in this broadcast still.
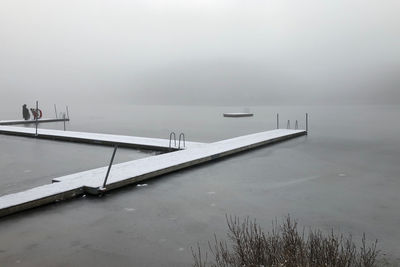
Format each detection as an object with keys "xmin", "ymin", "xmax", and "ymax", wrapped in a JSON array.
[
  {"xmin": 0, "ymin": 129, "xmax": 306, "ymax": 217},
  {"xmin": 0, "ymin": 126, "xmax": 203, "ymax": 151},
  {"xmin": 0, "ymin": 118, "xmax": 69, "ymax": 126}
]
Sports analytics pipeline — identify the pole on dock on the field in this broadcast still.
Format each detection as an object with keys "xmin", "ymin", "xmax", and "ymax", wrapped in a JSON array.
[
  {"xmin": 277, "ymin": 113, "xmax": 279, "ymax": 129},
  {"xmin": 54, "ymin": 104, "xmax": 58, "ymax": 119},
  {"xmin": 287, "ymin": 120, "xmax": 290, "ymax": 129},
  {"xmin": 66, "ymin": 106, "xmax": 70, "ymax": 120},
  {"xmin": 63, "ymin": 114, "xmax": 66, "ymax": 131},
  {"xmin": 306, "ymin": 113, "xmax": 309, "ymax": 134},
  {"xmin": 35, "ymin": 101, "xmax": 38, "ymax": 136},
  {"xmin": 101, "ymin": 145, "xmax": 118, "ymax": 190}
]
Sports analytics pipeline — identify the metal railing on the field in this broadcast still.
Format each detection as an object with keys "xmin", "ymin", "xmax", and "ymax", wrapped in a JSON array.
[
  {"xmin": 169, "ymin": 132, "xmax": 186, "ymax": 150},
  {"xmin": 275, "ymin": 113, "xmax": 309, "ymax": 133},
  {"xmin": 178, "ymin": 133, "xmax": 185, "ymax": 149},
  {"xmin": 169, "ymin": 132, "xmax": 176, "ymax": 150},
  {"xmin": 35, "ymin": 101, "xmax": 38, "ymax": 136}
]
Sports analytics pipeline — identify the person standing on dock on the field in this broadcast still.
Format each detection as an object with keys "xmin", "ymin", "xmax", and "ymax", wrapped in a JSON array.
[{"xmin": 22, "ymin": 104, "xmax": 30, "ymax": 120}]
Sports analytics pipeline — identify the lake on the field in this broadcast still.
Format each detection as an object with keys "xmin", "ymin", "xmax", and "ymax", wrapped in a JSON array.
[{"xmin": 0, "ymin": 104, "xmax": 399, "ymax": 266}]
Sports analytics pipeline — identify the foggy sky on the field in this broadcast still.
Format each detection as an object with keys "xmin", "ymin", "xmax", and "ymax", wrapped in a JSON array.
[{"xmin": 0, "ymin": 0, "xmax": 399, "ymax": 106}]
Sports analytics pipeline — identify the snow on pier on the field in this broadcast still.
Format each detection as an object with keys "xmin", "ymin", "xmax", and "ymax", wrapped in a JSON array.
[
  {"xmin": 0, "ymin": 118, "xmax": 69, "ymax": 126},
  {"xmin": 0, "ymin": 129, "xmax": 306, "ymax": 218},
  {"xmin": 0, "ymin": 126, "xmax": 203, "ymax": 151}
]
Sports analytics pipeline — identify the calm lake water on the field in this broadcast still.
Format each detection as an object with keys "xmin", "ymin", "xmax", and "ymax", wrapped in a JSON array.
[{"xmin": 0, "ymin": 104, "xmax": 399, "ymax": 266}]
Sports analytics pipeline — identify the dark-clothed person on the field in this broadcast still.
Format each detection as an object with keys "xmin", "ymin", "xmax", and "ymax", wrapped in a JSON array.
[{"xmin": 22, "ymin": 104, "xmax": 30, "ymax": 120}]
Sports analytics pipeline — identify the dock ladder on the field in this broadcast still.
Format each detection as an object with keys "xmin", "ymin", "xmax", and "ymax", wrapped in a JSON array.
[{"xmin": 169, "ymin": 132, "xmax": 186, "ymax": 150}]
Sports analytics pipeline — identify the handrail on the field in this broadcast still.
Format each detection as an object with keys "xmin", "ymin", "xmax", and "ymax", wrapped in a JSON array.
[{"xmin": 178, "ymin": 133, "xmax": 186, "ymax": 149}]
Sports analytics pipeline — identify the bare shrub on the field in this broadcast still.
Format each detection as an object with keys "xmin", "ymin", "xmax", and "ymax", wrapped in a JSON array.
[{"xmin": 192, "ymin": 215, "xmax": 379, "ymax": 267}]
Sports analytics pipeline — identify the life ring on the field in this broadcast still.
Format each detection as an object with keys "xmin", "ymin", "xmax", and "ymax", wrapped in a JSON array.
[
  {"xmin": 30, "ymin": 108, "xmax": 43, "ymax": 119},
  {"xmin": 37, "ymin": 109, "xmax": 43, "ymax": 119}
]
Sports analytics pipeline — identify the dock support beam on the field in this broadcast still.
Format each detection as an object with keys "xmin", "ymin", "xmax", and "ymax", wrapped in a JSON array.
[{"xmin": 101, "ymin": 145, "xmax": 118, "ymax": 189}]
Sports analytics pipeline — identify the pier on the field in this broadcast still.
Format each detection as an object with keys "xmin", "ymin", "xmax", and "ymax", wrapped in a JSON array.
[
  {"xmin": 0, "ymin": 126, "xmax": 203, "ymax": 151},
  {"xmin": 0, "ymin": 118, "xmax": 69, "ymax": 126},
  {"xmin": 0, "ymin": 129, "xmax": 306, "ymax": 217}
]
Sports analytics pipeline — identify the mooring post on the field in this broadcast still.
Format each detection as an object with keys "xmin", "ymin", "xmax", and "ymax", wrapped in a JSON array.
[
  {"xmin": 66, "ymin": 106, "xmax": 70, "ymax": 120},
  {"xmin": 306, "ymin": 113, "xmax": 309, "ymax": 134},
  {"xmin": 101, "ymin": 145, "xmax": 118, "ymax": 190},
  {"xmin": 54, "ymin": 104, "xmax": 58, "ymax": 119},
  {"xmin": 35, "ymin": 101, "xmax": 38, "ymax": 136},
  {"xmin": 277, "ymin": 113, "xmax": 279, "ymax": 129}
]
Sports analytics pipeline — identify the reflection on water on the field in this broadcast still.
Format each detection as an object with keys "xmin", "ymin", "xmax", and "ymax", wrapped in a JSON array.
[{"xmin": 0, "ymin": 105, "xmax": 399, "ymax": 266}]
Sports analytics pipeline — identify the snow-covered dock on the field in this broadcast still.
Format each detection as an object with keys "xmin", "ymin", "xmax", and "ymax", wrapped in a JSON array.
[
  {"xmin": 0, "ymin": 129, "xmax": 306, "ymax": 217},
  {"xmin": 0, "ymin": 118, "xmax": 69, "ymax": 125},
  {"xmin": 0, "ymin": 126, "xmax": 203, "ymax": 151}
]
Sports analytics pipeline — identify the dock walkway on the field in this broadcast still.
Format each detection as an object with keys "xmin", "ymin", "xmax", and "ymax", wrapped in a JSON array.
[
  {"xmin": 0, "ymin": 129, "xmax": 306, "ymax": 217},
  {"xmin": 0, "ymin": 126, "xmax": 203, "ymax": 151},
  {"xmin": 0, "ymin": 118, "xmax": 69, "ymax": 126}
]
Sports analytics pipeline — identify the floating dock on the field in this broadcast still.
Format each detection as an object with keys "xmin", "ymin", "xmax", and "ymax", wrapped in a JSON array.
[
  {"xmin": 223, "ymin": 112, "xmax": 253, "ymax": 117},
  {"xmin": 0, "ymin": 118, "xmax": 69, "ymax": 126},
  {"xmin": 0, "ymin": 126, "xmax": 203, "ymax": 151},
  {"xmin": 0, "ymin": 129, "xmax": 306, "ymax": 217}
]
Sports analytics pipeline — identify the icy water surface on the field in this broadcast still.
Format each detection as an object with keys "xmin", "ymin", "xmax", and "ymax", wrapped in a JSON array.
[{"xmin": 0, "ymin": 104, "xmax": 399, "ymax": 266}]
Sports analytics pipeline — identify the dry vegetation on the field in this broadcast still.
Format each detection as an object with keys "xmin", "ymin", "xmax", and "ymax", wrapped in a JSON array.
[{"xmin": 192, "ymin": 215, "xmax": 379, "ymax": 267}]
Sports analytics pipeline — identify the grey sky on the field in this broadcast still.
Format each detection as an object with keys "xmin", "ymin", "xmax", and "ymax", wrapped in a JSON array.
[{"xmin": 0, "ymin": 0, "xmax": 399, "ymax": 105}]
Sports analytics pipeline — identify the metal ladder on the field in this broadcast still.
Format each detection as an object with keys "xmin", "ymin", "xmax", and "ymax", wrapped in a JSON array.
[{"xmin": 169, "ymin": 132, "xmax": 186, "ymax": 150}]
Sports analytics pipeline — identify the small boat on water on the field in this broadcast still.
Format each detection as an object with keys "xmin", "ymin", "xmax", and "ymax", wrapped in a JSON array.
[{"xmin": 223, "ymin": 112, "xmax": 254, "ymax": 118}]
